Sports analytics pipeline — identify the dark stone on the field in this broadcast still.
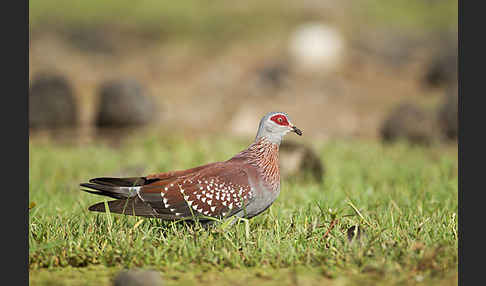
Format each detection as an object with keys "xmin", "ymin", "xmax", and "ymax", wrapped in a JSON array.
[
  {"xmin": 256, "ymin": 63, "xmax": 289, "ymax": 89},
  {"xmin": 279, "ymin": 141, "xmax": 324, "ymax": 182},
  {"xmin": 95, "ymin": 79, "xmax": 157, "ymax": 128},
  {"xmin": 29, "ymin": 72, "xmax": 77, "ymax": 129},
  {"xmin": 380, "ymin": 102, "xmax": 438, "ymax": 145},
  {"xmin": 437, "ymin": 84, "xmax": 458, "ymax": 140},
  {"xmin": 423, "ymin": 37, "xmax": 457, "ymax": 88},
  {"xmin": 62, "ymin": 27, "xmax": 115, "ymax": 54},
  {"xmin": 347, "ymin": 225, "xmax": 365, "ymax": 242},
  {"xmin": 113, "ymin": 270, "xmax": 163, "ymax": 286}
]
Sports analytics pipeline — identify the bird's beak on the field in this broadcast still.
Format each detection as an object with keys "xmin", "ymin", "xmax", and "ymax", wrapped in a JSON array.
[{"xmin": 290, "ymin": 124, "xmax": 303, "ymax": 136}]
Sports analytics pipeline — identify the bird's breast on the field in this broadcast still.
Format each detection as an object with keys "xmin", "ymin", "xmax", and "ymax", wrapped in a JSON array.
[{"xmin": 257, "ymin": 144, "xmax": 280, "ymax": 192}]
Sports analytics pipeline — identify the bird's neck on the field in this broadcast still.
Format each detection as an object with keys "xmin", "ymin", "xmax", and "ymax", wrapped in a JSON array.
[
  {"xmin": 255, "ymin": 128, "xmax": 285, "ymax": 145},
  {"xmin": 234, "ymin": 137, "xmax": 280, "ymax": 191}
]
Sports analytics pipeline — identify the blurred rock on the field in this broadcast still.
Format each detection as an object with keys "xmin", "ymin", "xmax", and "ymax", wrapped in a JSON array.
[
  {"xmin": 423, "ymin": 37, "xmax": 457, "ymax": 87},
  {"xmin": 437, "ymin": 84, "xmax": 458, "ymax": 140},
  {"xmin": 289, "ymin": 23, "xmax": 344, "ymax": 73},
  {"xmin": 380, "ymin": 103, "xmax": 438, "ymax": 145},
  {"xmin": 29, "ymin": 72, "xmax": 77, "ymax": 129},
  {"xmin": 248, "ymin": 62, "xmax": 290, "ymax": 97},
  {"xmin": 113, "ymin": 270, "xmax": 163, "ymax": 286},
  {"xmin": 347, "ymin": 225, "xmax": 366, "ymax": 243},
  {"xmin": 96, "ymin": 79, "xmax": 157, "ymax": 128},
  {"xmin": 279, "ymin": 141, "xmax": 324, "ymax": 182},
  {"xmin": 256, "ymin": 62, "xmax": 289, "ymax": 90},
  {"xmin": 62, "ymin": 27, "xmax": 115, "ymax": 54}
]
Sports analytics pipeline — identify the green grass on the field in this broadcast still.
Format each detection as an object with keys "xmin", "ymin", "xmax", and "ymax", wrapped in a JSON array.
[
  {"xmin": 352, "ymin": 0, "xmax": 457, "ymax": 33},
  {"xmin": 29, "ymin": 0, "xmax": 302, "ymax": 44},
  {"xmin": 29, "ymin": 133, "xmax": 458, "ymax": 285},
  {"xmin": 29, "ymin": 0, "xmax": 457, "ymax": 44}
]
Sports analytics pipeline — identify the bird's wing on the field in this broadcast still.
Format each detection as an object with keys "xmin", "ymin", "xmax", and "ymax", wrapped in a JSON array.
[
  {"xmin": 84, "ymin": 162, "xmax": 220, "ymax": 190},
  {"xmin": 138, "ymin": 161, "xmax": 255, "ymax": 220},
  {"xmin": 144, "ymin": 162, "xmax": 220, "ymax": 181}
]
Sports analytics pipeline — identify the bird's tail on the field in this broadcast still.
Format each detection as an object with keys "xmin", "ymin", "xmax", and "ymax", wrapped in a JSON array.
[
  {"xmin": 80, "ymin": 177, "xmax": 163, "ymax": 217},
  {"xmin": 79, "ymin": 177, "xmax": 146, "ymax": 199}
]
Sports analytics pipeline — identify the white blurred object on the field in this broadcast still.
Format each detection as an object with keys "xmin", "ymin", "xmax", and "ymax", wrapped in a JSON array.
[{"xmin": 289, "ymin": 23, "xmax": 344, "ymax": 73}]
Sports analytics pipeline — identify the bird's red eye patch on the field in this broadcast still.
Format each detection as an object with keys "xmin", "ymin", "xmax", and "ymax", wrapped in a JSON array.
[{"xmin": 270, "ymin": 114, "xmax": 289, "ymax": 126}]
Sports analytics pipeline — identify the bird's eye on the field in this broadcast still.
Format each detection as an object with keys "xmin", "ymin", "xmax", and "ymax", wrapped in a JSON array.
[{"xmin": 278, "ymin": 118, "xmax": 283, "ymax": 122}]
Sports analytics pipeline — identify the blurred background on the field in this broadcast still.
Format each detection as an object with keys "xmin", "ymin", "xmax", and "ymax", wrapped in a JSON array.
[
  {"xmin": 29, "ymin": 0, "xmax": 457, "ymax": 146},
  {"xmin": 28, "ymin": 3, "xmax": 458, "ymax": 282}
]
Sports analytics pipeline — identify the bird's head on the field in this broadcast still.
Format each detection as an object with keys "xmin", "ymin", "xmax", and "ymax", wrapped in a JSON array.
[{"xmin": 255, "ymin": 112, "xmax": 302, "ymax": 144}]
